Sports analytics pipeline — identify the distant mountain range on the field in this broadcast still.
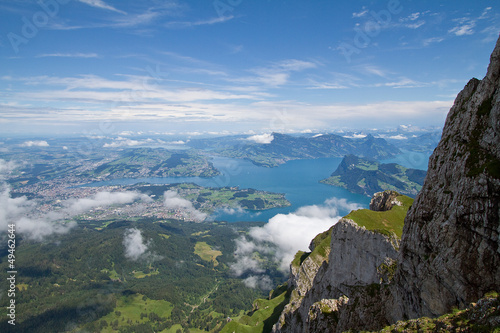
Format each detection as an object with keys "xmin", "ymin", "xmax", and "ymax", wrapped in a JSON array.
[
  {"xmin": 188, "ymin": 133, "xmax": 401, "ymax": 167},
  {"xmin": 321, "ymin": 154, "xmax": 426, "ymax": 197}
]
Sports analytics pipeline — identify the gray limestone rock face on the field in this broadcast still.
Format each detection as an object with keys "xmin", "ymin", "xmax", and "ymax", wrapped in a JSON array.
[
  {"xmin": 273, "ymin": 218, "xmax": 399, "ymax": 333},
  {"xmin": 391, "ymin": 36, "xmax": 500, "ymax": 320}
]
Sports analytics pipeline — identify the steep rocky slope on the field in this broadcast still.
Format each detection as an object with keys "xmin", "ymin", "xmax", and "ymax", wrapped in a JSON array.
[
  {"xmin": 269, "ymin": 36, "xmax": 500, "ymax": 332},
  {"xmin": 390, "ymin": 35, "xmax": 500, "ymax": 321},
  {"xmin": 272, "ymin": 193, "xmax": 412, "ymax": 332}
]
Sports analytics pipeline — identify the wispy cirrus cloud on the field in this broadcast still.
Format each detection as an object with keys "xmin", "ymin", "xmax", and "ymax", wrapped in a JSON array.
[
  {"xmin": 399, "ymin": 12, "xmax": 426, "ymax": 29},
  {"xmin": 355, "ymin": 64, "xmax": 391, "ymax": 78},
  {"xmin": 448, "ymin": 6, "xmax": 494, "ymax": 37},
  {"xmin": 165, "ymin": 15, "xmax": 234, "ymax": 28},
  {"xmin": 77, "ymin": 0, "xmax": 126, "ymax": 14},
  {"xmin": 352, "ymin": 7, "xmax": 368, "ymax": 18},
  {"xmin": 48, "ymin": 4, "xmax": 175, "ymax": 30},
  {"xmin": 231, "ymin": 59, "xmax": 318, "ymax": 87},
  {"xmin": 449, "ymin": 18, "xmax": 476, "ymax": 36}
]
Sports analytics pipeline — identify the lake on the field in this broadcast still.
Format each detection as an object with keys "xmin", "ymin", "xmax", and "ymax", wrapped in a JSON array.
[
  {"xmin": 85, "ymin": 156, "xmax": 371, "ymax": 222},
  {"xmin": 84, "ymin": 150, "xmax": 429, "ymax": 222}
]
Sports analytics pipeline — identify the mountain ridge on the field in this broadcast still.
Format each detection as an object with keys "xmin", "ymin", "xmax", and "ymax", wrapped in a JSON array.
[
  {"xmin": 188, "ymin": 132, "xmax": 401, "ymax": 167},
  {"xmin": 320, "ymin": 154, "xmax": 426, "ymax": 197}
]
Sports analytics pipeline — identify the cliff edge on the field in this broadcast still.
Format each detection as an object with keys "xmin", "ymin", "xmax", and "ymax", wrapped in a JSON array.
[{"xmin": 390, "ymin": 35, "xmax": 500, "ymax": 320}]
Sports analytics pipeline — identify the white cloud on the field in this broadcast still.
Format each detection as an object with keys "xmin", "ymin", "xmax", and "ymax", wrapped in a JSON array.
[
  {"xmin": 231, "ymin": 198, "xmax": 364, "ymax": 279},
  {"xmin": 357, "ymin": 65, "xmax": 390, "ymax": 78},
  {"xmin": 343, "ymin": 133, "xmax": 367, "ymax": 139},
  {"xmin": 406, "ymin": 21, "xmax": 425, "ymax": 29},
  {"xmin": 387, "ymin": 134, "xmax": 408, "ymax": 140},
  {"xmin": 78, "ymin": 0, "xmax": 126, "ymax": 14},
  {"xmin": 21, "ymin": 140, "xmax": 49, "ymax": 147},
  {"xmin": 0, "ymin": 169, "xmax": 151, "ymax": 241},
  {"xmin": 423, "ymin": 37, "xmax": 445, "ymax": 47},
  {"xmin": 103, "ymin": 137, "xmax": 154, "ymax": 148},
  {"xmin": 449, "ymin": 18, "xmax": 476, "ymax": 36},
  {"xmin": 123, "ymin": 228, "xmax": 149, "ymax": 261},
  {"xmin": 214, "ymin": 206, "xmax": 245, "ymax": 216},
  {"xmin": 407, "ymin": 12, "xmax": 420, "ymax": 21},
  {"xmin": 246, "ymin": 133, "xmax": 274, "ymax": 144},
  {"xmin": 163, "ymin": 190, "xmax": 207, "ymax": 222},
  {"xmin": 62, "ymin": 191, "xmax": 152, "ymax": 216},
  {"xmin": 0, "ymin": 185, "xmax": 76, "ymax": 241},
  {"xmin": 166, "ymin": 15, "xmax": 234, "ymax": 28},
  {"xmin": 238, "ymin": 59, "xmax": 317, "ymax": 87},
  {"xmin": 0, "ymin": 159, "xmax": 16, "ymax": 178},
  {"xmin": 352, "ymin": 8, "xmax": 368, "ymax": 18},
  {"xmin": 243, "ymin": 275, "xmax": 273, "ymax": 290},
  {"xmin": 479, "ymin": 7, "xmax": 492, "ymax": 20}
]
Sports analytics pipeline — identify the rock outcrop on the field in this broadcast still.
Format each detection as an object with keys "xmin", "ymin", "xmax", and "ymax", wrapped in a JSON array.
[
  {"xmin": 272, "ymin": 36, "xmax": 500, "ymax": 332},
  {"xmin": 370, "ymin": 190, "xmax": 402, "ymax": 211},
  {"xmin": 390, "ymin": 36, "xmax": 500, "ymax": 320}
]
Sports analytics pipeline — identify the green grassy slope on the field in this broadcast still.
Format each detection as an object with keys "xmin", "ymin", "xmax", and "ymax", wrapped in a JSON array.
[
  {"xmin": 345, "ymin": 195, "xmax": 413, "ymax": 238},
  {"xmin": 220, "ymin": 286, "xmax": 290, "ymax": 333}
]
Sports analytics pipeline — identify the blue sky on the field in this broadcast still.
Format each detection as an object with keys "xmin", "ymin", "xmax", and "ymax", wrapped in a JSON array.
[{"xmin": 0, "ymin": 0, "xmax": 499, "ymax": 136}]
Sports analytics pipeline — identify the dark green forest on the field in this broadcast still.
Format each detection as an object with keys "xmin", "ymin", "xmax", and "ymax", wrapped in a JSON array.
[{"xmin": 0, "ymin": 218, "xmax": 285, "ymax": 332}]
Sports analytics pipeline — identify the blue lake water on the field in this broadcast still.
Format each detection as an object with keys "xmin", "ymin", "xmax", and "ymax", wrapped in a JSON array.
[
  {"xmin": 85, "ymin": 156, "xmax": 372, "ymax": 222},
  {"xmin": 85, "ymin": 150, "xmax": 431, "ymax": 222}
]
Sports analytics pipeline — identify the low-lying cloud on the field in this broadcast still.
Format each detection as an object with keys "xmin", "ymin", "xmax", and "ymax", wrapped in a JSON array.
[
  {"xmin": 243, "ymin": 275, "xmax": 273, "ymax": 290},
  {"xmin": 0, "ymin": 160, "xmax": 153, "ymax": 241},
  {"xmin": 61, "ymin": 191, "xmax": 152, "ymax": 217},
  {"xmin": 2, "ymin": 189, "xmax": 151, "ymax": 241},
  {"xmin": 0, "ymin": 159, "xmax": 16, "ymax": 178},
  {"xmin": 246, "ymin": 133, "xmax": 274, "ymax": 144},
  {"xmin": 230, "ymin": 198, "xmax": 363, "ymax": 288},
  {"xmin": 21, "ymin": 140, "xmax": 49, "ymax": 147},
  {"xmin": 103, "ymin": 137, "xmax": 155, "ymax": 148},
  {"xmin": 163, "ymin": 190, "xmax": 207, "ymax": 222},
  {"xmin": 123, "ymin": 228, "xmax": 150, "ymax": 261}
]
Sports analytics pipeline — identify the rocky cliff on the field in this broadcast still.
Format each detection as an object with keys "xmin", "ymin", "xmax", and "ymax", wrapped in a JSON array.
[
  {"xmin": 271, "ymin": 36, "xmax": 500, "ymax": 332},
  {"xmin": 273, "ymin": 195, "xmax": 411, "ymax": 332},
  {"xmin": 390, "ymin": 36, "xmax": 500, "ymax": 320}
]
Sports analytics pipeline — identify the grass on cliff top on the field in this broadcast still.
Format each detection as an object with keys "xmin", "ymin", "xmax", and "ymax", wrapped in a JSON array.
[
  {"xmin": 221, "ymin": 288, "xmax": 289, "ymax": 333},
  {"xmin": 292, "ymin": 226, "xmax": 333, "ymax": 269},
  {"xmin": 345, "ymin": 195, "xmax": 413, "ymax": 238}
]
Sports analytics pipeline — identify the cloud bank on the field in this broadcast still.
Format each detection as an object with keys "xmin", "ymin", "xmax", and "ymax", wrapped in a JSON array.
[
  {"xmin": 2, "ymin": 189, "xmax": 151, "ymax": 241},
  {"xmin": 61, "ymin": 191, "xmax": 152, "ymax": 217},
  {"xmin": 230, "ymin": 198, "xmax": 363, "ymax": 288},
  {"xmin": 163, "ymin": 190, "xmax": 207, "ymax": 222},
  {"xmin": 0, "ymin": 160, "xmax": 152, "ymax": 241}
]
